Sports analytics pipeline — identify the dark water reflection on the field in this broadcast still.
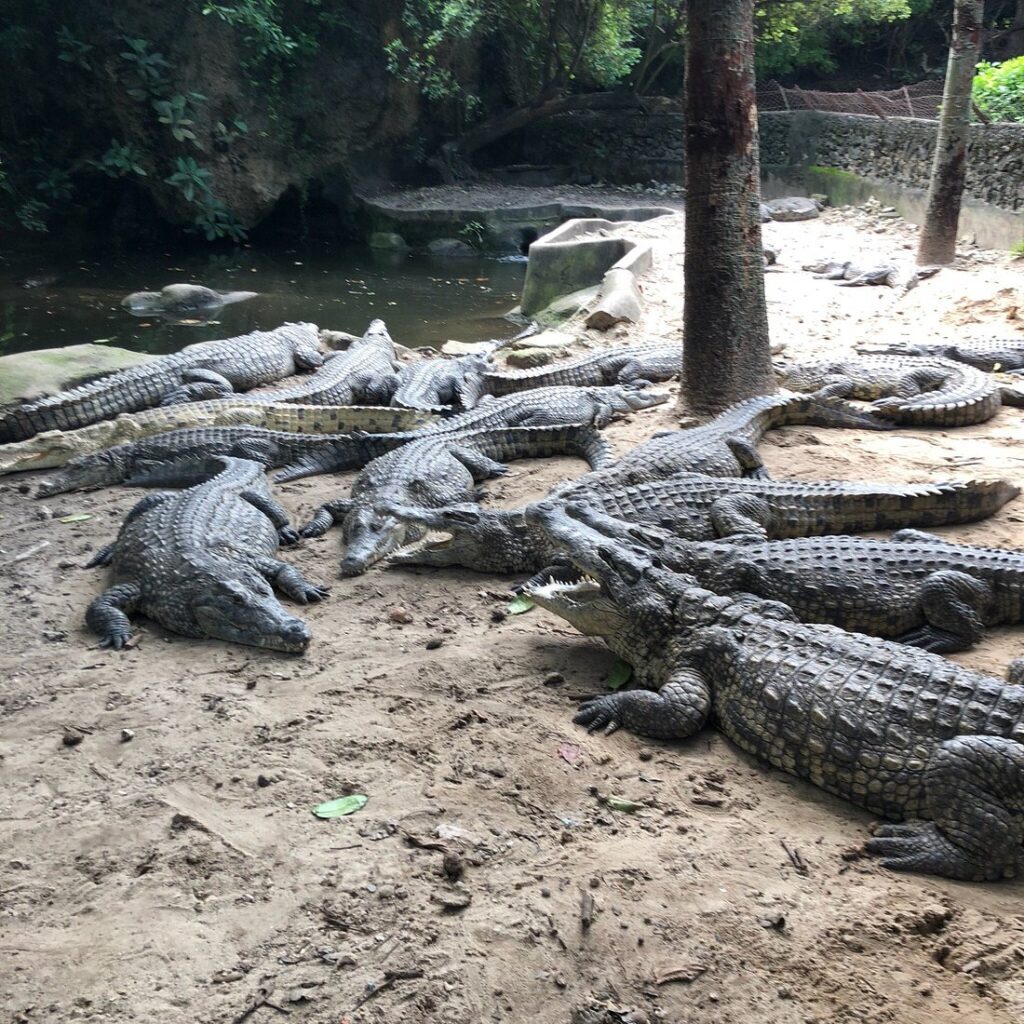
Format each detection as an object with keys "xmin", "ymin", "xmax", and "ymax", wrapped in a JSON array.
[{"xmin": 0, "ymin": 242, "xmax": 527, "ymax": 357}]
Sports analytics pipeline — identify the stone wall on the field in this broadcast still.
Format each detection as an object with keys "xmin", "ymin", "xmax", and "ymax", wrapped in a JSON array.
[{"xmin": 521, "ymin": 107, "xmax": 1024, "ymax": 215}]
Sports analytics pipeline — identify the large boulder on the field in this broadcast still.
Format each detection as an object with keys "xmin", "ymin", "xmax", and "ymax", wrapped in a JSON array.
[
  {"xmin": 0, "ymin": 344, "xmax": 155, "ymax": 407},
  {"xmin": 762, "ymin": 197, "xmax": 821, "ymax": 222}
]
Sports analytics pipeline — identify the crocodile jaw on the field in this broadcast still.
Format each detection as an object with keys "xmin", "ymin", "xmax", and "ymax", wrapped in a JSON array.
[{"xmin": 525, "ymin": 574, "xmax": 625, "ymax": 636}]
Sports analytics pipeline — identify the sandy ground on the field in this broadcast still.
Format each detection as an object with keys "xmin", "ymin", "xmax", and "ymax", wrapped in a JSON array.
[{"xmin": 2, "ymin": 198, "xmax": 1024, "ymax": 1024}]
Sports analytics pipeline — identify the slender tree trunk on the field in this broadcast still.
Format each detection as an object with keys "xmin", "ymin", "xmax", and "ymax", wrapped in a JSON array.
[
  {"xmin": 917, "ymin": 0, "xmax": 985, "ymax": 265},
  {"xmin": 681, "ymin": 0, "xmax": 774, "ymax": 417}
]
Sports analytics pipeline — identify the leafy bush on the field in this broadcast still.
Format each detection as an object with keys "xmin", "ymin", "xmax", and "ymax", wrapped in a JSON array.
[{"xmin": 973, "ymin": 57, "xmax": 1024, "ymax": 123}]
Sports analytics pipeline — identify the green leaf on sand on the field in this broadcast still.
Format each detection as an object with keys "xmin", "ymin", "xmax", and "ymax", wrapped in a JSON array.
[
  {"xmin": 507, "ymin": 594, "xmax": 534, "ymax": 614},
  {"xmin": 312, "ymin": 794, "xmax": 368, "ymax": 819},
  {"xmin": 606, "ymin": 796, "xmax": 644, "ymax": 813},
  {"xmin": 607, "ymin": 659, "xmax": 632, "ymax": 690},
  {"xmin": 59, "ymin": 513, "xmax": 93, "ymax": 523}
]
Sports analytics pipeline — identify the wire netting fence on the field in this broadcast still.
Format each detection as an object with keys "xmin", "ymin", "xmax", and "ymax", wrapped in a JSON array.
[{"xmin": 757, "ymin": 80, "xmax": 947, "ymax": 120}]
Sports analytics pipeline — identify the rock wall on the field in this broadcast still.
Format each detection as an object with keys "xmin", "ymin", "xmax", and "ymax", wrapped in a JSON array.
[{"xmin": 521, "ymin": 107, "xmax": 1024, "ymax": 214}]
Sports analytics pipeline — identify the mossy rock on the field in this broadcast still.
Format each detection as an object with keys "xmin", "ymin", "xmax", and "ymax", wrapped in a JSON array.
[{"xmin": 0, "ymin": 343, "xmax": 155, "ymax": 406}]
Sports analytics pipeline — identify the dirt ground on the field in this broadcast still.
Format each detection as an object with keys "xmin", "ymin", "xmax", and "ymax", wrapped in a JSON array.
[{"xmin": 2, "ymin": 197, "xmax": 1024, "ymax": 1024}]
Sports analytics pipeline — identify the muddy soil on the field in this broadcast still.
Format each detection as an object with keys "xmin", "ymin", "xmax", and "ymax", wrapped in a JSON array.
[{"xmin": 2, "ymin": 197, "xmax": 1024, "ymax": 1024}]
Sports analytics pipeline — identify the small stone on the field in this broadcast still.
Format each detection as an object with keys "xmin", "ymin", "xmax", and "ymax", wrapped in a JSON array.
[
  {"xmin": 388, "ymin": 606, "xmax": 413, "ymax": 625},
  {"xmin": 120, "ymin": 729, "xmax": 134, "ymax": 743},
  {"xmin": 777, "ymin": 986, "xmax": 793, "ymax": 999},
  {"xmin": 490, "ymin": 609, "xmax": 507, "ymax": 623},
  {"xmin": 62, "ymin": 730, "xmax": 83, "ymax": 747},
  {"xmin": 442, "ymin": 852, "xmax": 464, "ymax": 880},
  {"xmin": 542, "ymin": 672, "xmax": 564, "ymax": 687},
  {"xmin": 425, "ymin": 637, "xmax": 443, "ymax": 650},
  {"xmin": 256, "ymin": 774, "xmax": 272, "ymax": 788},
  {"xmin": 540, "ymin": 887, "xmax": 551, "ymax": 898},
  {"xmin": 760, "ymin": 911, "xmax": 786, "ymax": 930}
]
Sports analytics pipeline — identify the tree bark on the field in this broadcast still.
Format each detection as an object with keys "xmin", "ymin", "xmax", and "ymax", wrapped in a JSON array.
[
  {"xmin": 917, "ymin": 0, "xmax": 985, "ymax": 266},
  {"xmin": 681, "ymin": 0, "xmax": 774, "ymax": 418}
]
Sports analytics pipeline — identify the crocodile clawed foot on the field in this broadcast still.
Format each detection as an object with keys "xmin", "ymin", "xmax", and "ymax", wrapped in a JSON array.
[
  {"xmin": 574, "ymin": 695, "xmax": 624, "ymax": 736},
  {"xmin": 865, "ymin": 821, "xmax": 983, "ymax": 879},
  {"xmin": 295, "ymin": 583, "xmax": 331, "ymax": 604},
  {"xmin": 99, "ymin": 630, "xmax": 132, "ymax": 651},
  {"xmin": 892, "ymin": 625, "xmax": 964, "ymax": 653},
  {"xmin": 277, "ymin": 526, "xmax": 301, "ymax": 546}
]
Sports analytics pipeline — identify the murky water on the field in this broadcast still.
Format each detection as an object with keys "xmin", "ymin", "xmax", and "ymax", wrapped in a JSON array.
[{"xmin": 0, "ymin": 243, "xmax": 527, "ymax": 357}]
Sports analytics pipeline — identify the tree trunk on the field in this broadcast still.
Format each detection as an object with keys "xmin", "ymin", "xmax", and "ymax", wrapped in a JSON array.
[
  {"xmin": 917, "ymin": 0, "xmax": 985, "ymax": 266},
  {"xmin": 681, "ymin": 0, "xmax": 774, "ymax": 418}
]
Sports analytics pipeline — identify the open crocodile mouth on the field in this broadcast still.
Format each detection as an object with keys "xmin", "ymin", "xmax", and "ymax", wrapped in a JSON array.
[
  {"xmin": 524, "ymin": 572, "xmax": 604, "ymax": 610},
  {"xmin": 387, "ymin": 529, "xmax": 455, "ymax": 562}
]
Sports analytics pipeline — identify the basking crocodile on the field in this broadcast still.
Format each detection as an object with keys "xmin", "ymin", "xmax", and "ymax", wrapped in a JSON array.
[
  {"xmin": 274, "ymin": 384, "xmax": 668, "ymax": 482},
  {"xmin": 482, "ymin": 344, "xmax": 680, "ymax": 396},
  {"xmin": 856, "ymin": 338, "xmax": 1024, "ymax": 374},
  {"xmin": 803, "ymin": 259, "xmax": 939, "ymax": 291},
  {"xmin": 299, "ymin": 424, "xmax": 611, "ymax": 577},
  {"xmin": 560, "ymin": 391, "xmax": 892, "ymax": 493},
  {"xmin": 34, "ymin": 383, "xmax": 660, "ymax": 495},
  {"xmin": 0, "ymin": 402, "xmax": 437, "ymax": 475},
  {"xmin": 774, "ymin": 355, "xmax": 1003, "ymax": 427},
  {"xmin": 85, "ymin": 456, "xmax": 328, "ymax": 652},
  {"xmin": 122, "ymin": 283, "xmax": 257, "ymax": 319},
  {"xmin": 236, "ymin": 319, "xmax": 399, "ymax": 406},
  {"xmin": 523, "ymin": 501, "xmax": 1024, "ymax": 882},
  {"xmin": 0, "ymin": 322, "xmax": 324, "ymax": 443},
  {"xmin": 384, "ymin": 474, "xmax": 1018, "ymax": 575},
  {"xmin": 391, "ymin": 353, "xmax": 493, "ymax": 413},
  {"xmin": 549, "ymin": 505, "xmax": 1024, "ymax": 652}
]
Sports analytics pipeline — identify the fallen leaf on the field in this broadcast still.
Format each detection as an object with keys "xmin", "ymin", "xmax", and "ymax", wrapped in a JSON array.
[
  {"xmin": 312, "ymin": 794, "xmax": 368, "ymax": 819},
  {"xmin": 507, "ymin": 594, "xmax": 534, "ymax": 614},
  {"xmin": 607, "ymin": 659, "xmax": 632, "ymax": 690},
  {"xmin": 59, "ymin": 513, "xmax": 93, "ymax": 524},
  {"xmin": 654, "ymin": 962, "xmax": 708, "ymax": 985},
  {"xmin": 606, "ymin": 796, "xmax": 644, "ymax": 813},
  {"xmin": 557, "ymin": 743, "xmax": 581, "ymax": 765}
]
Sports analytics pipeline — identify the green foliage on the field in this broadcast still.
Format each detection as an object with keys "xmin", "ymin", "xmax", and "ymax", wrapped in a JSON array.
[
  {"xmin": 458, "ymin": 219, "xmax": 486, "ymax": 247},
  {"xmin": 119, "ymin": 36, "xmax": 172, "ymax": 100},
  {"xmin": 213, "ymin": 117, "xmax": 249, "ymax": 148},
  {"xmin": 93, "ymin": 141, "xmax": 148, "ymax": 178},
  {"xmin": 35, "ymin": 168, "xmax": 73, "ymax": 202},
  {"xmin": 973, "ymin": 57, "xmax": 1024, "ymax": 124},
  {"xmin": 165, "ymin": 156, "xmax": 213, "ymax": 202},
  {"xmin": 56, "ymin": 26, "xmax": 93, "ymax": 70},
  {"xmin": 16, "ymin": 198, "xmax": 49, "ymax": 233},
  {"xmin": 754, "ymin": 0, "xmax": 913, "ymax": 77},
  {"xmin": 193, "ymin": 195, "xmax": 247, "ymax": 242},
  {"xmin": 1011, "ymin": 240, "xmax": 1024, "ymax": 256},
  {"xmin": 153, "ymin": 93, "xmax": 206, "ymax": 144}
]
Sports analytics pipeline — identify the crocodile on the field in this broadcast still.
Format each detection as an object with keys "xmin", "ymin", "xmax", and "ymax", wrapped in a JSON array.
[
  {"xmin": 0, "ymin": 402, "xmax": 438, "ymax": 475},
  {"xmin": 545, "ymin": 505, "xmax": 1024, "ymax": 652},
  {"xmin": 481, "ymin": 344, "xmax": 680, "ymax": 396},
  {"xmin": 559, "ymin": 391, "xmax": 893, "ymax": 493},
  {"xmin": 774, "ymin": 355, "xmax": 1003, "ymax": 427},
  {"xmin": 85, "ymin": 456, "xmax": 328, "ymax": 652},
  {"xmin": 122, "ymin": 283, "xmax": 258, "ymax": 319},
  {"xmin": 802, "ymin": 259, "xmax": 940, "ymax": 292},
  {"xmin": 299, "ymin": 424, "xmax": 611, "ymax": 577},
  {"xmin": 855, "ymin": 338, "xmax": 1024, "ymax": 374},
  {"xmin": 273, "ymin": 384, "xmax": 669, "ymax": 482},
  {"xmin": 391, "ymin": 353, "xmax": 493, "ymax": 413},
  {"xmin": 33, "ymin": 383, "xmax": 660, "ymax": 495},
  {"xmin": 384, "ymin": 474, "xmax": 1019, "ymax": 576},
  {"xmin": 0, "ymin": 322, "xmax": 324, "ymax": 443},
  {"xmin": 522, "ymin": 501, "xmax": 1024, "ymax": 882},
  {"xmin": 234, "ymin": 319, "xmax": 399, "ymax": 407}
]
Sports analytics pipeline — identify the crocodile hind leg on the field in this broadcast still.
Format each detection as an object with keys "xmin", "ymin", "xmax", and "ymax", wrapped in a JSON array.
[
  {"xmin": 161, "ymin": 369, "xmax": 235, "ymax": 406},
  {"xmin": 708, "ymin": 494, "xmax": 773, "ymax": 539},
  {"xmin": 893, "ymin": 570, "xmax": 992, "ymax": 652},
  {"xmin": 252, "ymin": 556, "xmax": 330, "ymax": 604},
  {"xmin": 866, "ymin": 736, "xmax": 1024, "ymax": 881},
  {"xmin": 86, "ymin": 582, "xmax": 142, "ymax": 649},
  {"xmin": 241, "ymin": 490, "xmax": 301, "ymax": 545},
  {"xmin": 574, "ymin": 663, "xmax": 710, "ymax": 740},
  {"xmin": 449, "ymin": 445, "xmax": 508, "ymax": 480},
  {"xmin": 300, "ymin": 499, "xmax": 354, "ymax": 538}
]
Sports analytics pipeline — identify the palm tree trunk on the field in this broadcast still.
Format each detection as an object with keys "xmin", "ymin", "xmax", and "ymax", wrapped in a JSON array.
[{"xmin": 681, "ymin": 0, "xmax": 774, "ymax": 417}]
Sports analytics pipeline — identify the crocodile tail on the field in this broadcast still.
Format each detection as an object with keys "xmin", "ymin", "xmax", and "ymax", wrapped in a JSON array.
[
  {"xmin": 928, "ymin": 479, "xmax": 1021, "ymax": 525},
  {"xmin": 774, "ymin": 392, "xmax": 897, "ymax": 432}
]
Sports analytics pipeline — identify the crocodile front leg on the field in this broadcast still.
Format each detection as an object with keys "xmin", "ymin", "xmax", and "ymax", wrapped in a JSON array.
[
  {"xmin": 86, "ymin": 582, "xmax": 142, "ymax": 649},
  {"xmin": 893, "ymin": 570, "xmax": 993, "ymax": 652},
  {"xmin": 252, "ymin": 556, "xmax": 330, "ymax": 604},
  {"xmin": 866, "ymin": 736, "xmax": 1024, "ymax": 881},
  {"xmin": 449, "ymin": 445, "xmax": 508, "ymax": 481},
  {"xmin": 241, "ymin": 490, "xmax": 301, "ymax": 545},
  {"xmin": 300, "ymin": 499, "xmax": 354, "ymax": 538},
  {"xmin": 574, "ymin": 662, "xmax": 711, "ymax": 740},
  {"xmin": 725, "ymin": 438, "xmax": 768, "ymax": 479},
  {"xmin": 161, "ymin": 369, "xmax": 235, "ymax": 406},
  {"xmin": 708, "ymin": 494, "xmax": 773, "ymax": 538}
]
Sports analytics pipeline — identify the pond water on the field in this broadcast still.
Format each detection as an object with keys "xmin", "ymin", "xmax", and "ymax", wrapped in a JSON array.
[{"xmin": 0, "ymin": 242, "xmax": 527, "ymax": 357}]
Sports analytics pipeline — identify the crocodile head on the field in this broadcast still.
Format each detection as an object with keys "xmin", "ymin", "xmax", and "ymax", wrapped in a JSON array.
[
  {"xmin": 773, "ymin": 360, "xmax": 845, "ymax": 392},
  {"xmin": 187, "ymin": 569, "xmax": 312, "ymax": 653},
  {"xmin": 606, "ymin": 385, "xmax": 671, "ymax": 414},
  {"xmin": 36, "ymin": 448, "xmax": 129, "ymax": 497},
  {"xmin": 385, "ymin": 502, "xmax": 541, "ymax": 574},
  {"xmin": 339, "ymin": 504, "xmax": 409, "ymax": 576},
  {"xmin": 0, "ymin": 430, "xmax": 97, "ymax": 473}
]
